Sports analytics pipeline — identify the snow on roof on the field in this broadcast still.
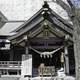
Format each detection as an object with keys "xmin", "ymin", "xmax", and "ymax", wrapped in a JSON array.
[
  {"xmin": 0, "ymin": 11, "xmax": 7, "ymax": 21},
  {"xmin": 0, "ymin": 0, "xmax": 73, "ymax": 36},
  {"xmin": 0, "ymin": 22, "xmax": 24, "ymax": 36},
  {"xmin": 0, "ymin": 11, "xmax": 7, "ymax": 28}
]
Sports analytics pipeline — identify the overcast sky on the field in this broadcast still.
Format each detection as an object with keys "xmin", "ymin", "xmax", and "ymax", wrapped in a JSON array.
[
  {"xmin": 71, "ymin": 0, "xmax": 80, "ymax": 7},
  {"xmin": 0, "ymin": 0, "xmax": 79, "ymax": 21},
  {"xmin": 0, "ymin": 0, "xmax": 70, "ymax": 21}
]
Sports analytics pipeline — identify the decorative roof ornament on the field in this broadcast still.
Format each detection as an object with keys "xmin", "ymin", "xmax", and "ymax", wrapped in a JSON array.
[
  {"xmin": 42, "ymin": 2, "xmax": 53, "ymax": 23},
  {"xmin": 42, "ymin": 1, "xmax": 49, "ymax": 9}
]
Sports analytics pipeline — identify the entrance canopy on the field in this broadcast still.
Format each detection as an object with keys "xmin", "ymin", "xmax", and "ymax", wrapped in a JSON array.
[{"xmin": 8, "ymin": 1, "xmax": 73, "ymax": 47}]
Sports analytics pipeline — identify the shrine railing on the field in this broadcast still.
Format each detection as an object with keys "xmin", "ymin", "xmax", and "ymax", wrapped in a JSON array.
[{"xmin": 0, "ymin": 61, "xmax": 21, "ymax": 69}]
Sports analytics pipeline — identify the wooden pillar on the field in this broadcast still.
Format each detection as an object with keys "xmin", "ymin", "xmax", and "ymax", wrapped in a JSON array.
[
  {"xmin": 25, "ymin": 45, "xmax": 28, "ymax": 54},
  {"xmin": 64, "ymin": 45, "xmax": 69, "ymax": 75},
  {"xmin": 10, "ymin": 44, "xmax": 14, "ymax": 61},
  {"xmin": 17, "ymin": 70, "xmax": 20, "ymax": 75},
  {"xmin": 6, "ymin": 69, "xmax": 9, "ymax": 75},
  {"xmin": 64, "ymin": 35, "xmax": 69, "ymax": 75},
  {"xmin": 23, "ymin": 35, "xmax": 29, "ymax": 54}
]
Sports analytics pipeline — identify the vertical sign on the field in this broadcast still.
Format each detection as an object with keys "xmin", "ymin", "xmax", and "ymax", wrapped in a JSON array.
[{"xmin": 21, "ymin": 54, "xmax": 32, "ymax": 76}]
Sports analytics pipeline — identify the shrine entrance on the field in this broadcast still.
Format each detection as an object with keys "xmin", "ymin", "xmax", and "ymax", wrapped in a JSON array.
[
  {"xmin": 9, "ymin": 2, "xmax": 75, "ymax": 77},
  {"xmin": 29, "ymin": 37, "xmax": 65, "ymax": 76},
  {"xmin": 31, "ymin": 49, "xmax": 63, "ymax": 76},
  {"xmin": 31, "ymin": 48, "xmax": 63, "ymax": 69}
]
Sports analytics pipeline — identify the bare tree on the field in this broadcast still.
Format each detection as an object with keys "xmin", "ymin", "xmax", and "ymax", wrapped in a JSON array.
[{"xmin": 56, "ymin": 0, "xmax": 80, "ymax": 80}]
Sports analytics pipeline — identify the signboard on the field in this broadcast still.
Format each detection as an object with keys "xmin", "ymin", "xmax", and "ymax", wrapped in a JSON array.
[{"xmin": 21, "ymin": 54, "xmax": 32, "ymax": 76}]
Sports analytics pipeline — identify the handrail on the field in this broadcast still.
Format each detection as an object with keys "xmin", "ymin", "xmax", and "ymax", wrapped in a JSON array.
[{"xmin": 0, "ymin": 61, "xmax": 21, "ymax": 69}]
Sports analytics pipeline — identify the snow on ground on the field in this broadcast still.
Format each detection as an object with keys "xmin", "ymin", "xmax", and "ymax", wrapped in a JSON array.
[{"xmin": 30, "ymin": 76, "xmax": 75, "ymax": 80}]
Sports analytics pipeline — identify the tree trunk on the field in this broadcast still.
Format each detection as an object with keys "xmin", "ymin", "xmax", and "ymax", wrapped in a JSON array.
[
  {"xmin": 56, "ymin": 0, "xmax": 80, "ymax": 79},
  {"xmin": 72, "ymin": 8, "xmax": 80, "ymax": 80}
]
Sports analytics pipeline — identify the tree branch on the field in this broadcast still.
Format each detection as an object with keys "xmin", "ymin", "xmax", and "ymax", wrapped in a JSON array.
[{"xmin": 56, "ymin": 0, "xmax": 73, "ymax": 17}]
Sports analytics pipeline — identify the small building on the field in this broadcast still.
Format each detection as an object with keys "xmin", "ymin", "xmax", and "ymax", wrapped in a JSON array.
[
  {"xmin": 9, "ymin": 1, "xmax": 75, "ymax": 77},
  {"xmin": 0, "ymin": 1, "xmax": 75, "ymax": 79},
  {"xmin": 0, "ymin": 11, "xmax": 8, "ymax": 60},
  {"xmin": 0, "ymin": 11, "xmax": 24, "ymax": 77}
]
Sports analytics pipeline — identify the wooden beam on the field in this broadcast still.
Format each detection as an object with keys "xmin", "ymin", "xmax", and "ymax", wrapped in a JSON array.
[
  {"xmin": 8, "ymin": 17, "xmax": 44, "ymax": 40},
  {"xmin": 51, "ymin": 16, "xmax": 73, "ymax": 36},
  {"xmin": 31, "ymin": 45, "xmax": 63, "ymax": 50},
  {"xmin": 49, "ymin": 8, "xmax": 73, "ymax": 29}
]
